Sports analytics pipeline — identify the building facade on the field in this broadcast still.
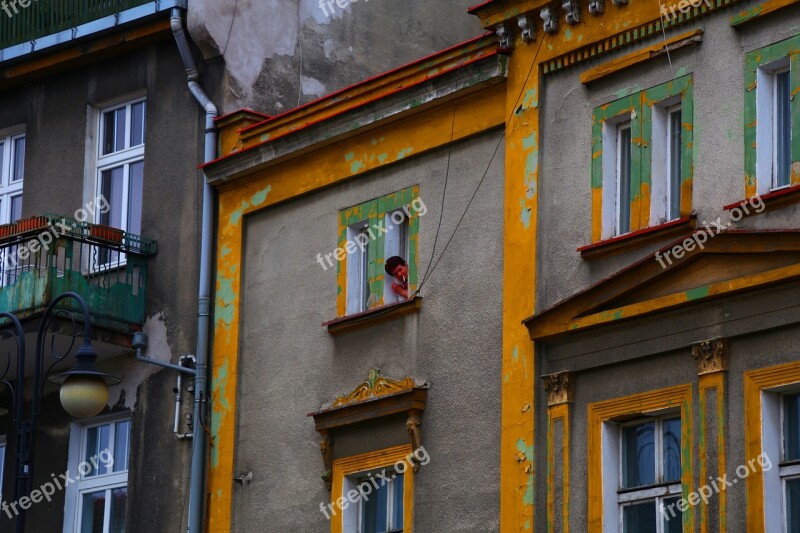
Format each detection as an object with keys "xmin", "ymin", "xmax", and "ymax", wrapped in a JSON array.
[{"xmin": 205, "ymin": 0, "xmax": 800, "ymax": 532}]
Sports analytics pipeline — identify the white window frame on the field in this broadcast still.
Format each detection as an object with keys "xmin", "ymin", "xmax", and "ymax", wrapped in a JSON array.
[
  {"xmin": 382, "ymin": 210, "xmax": 409, "ymax": 307},
  {"xmin": 63, "ymin": 414, "xmax": 131, "ymax": 533},
  {"xmin": 650, "ymin": 97, "xmax": 683, "ymax": 226},
  {"xmin": 601, "ymin": 114, "xmax": 632, "ymax": 239},
  {"xmin": 756, "ymin": 57, "xmax": 792, "ymax": 195},
  {"xmin": 763, "ymin": 387, "xmax": 800, "ymax": 533},
  {"xmin": 601, "ymin": 412, "xmax": 682, "ymax": 533},
  {"xmin": 342, "ymin": 470, "xmax": 404, "ymax": 533},
  {"xmin": 91, "ymin": 96, "xmax": 146, "ymax": 271},
  {"xmin": 346, "ymin": 222, "xmax": 371, "ymax": 315},
  {"xmin": 0, "ymin": 128, "xmax": 25, "ymax": 226}
]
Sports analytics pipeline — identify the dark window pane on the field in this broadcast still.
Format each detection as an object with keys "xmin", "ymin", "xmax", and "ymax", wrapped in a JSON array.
[
  {"xmin": 788, "ymin": 478, "xmax": 800, "ymax": 533},
  {"xmin": 785, "ymin": 394, "xmax": 800, "ymax": 462},
  {"xmin": 12, "ymin": 137, "xmax": 24, "ymax": 182},
  {"xmin": 102, "ymin": 111, "xmax": 116, "ymax": 155},
  {"xmin": 109, "ymin": 487, "xmax": 126, "ymax": 533},
  {"xmin": 668, "ymin": 109, "xmax": 682, "ymax": 220},
  {"xmin": 84, "ymin": 424, "xmax": 111, "ymax": 477},
  {"xmin": 622, "ymin": 421, "xmax": 655, "ymax": 488},
  {"xmin": 115, "ymin": 108, "xmax": 127, "ymax": 152},
  {"xmin": 623, "ymin": 500, "xmax": 656, "ymax": 533},
  {"xmin": 10, "ymin": 195, "xmax": 22, "ymax": 224},
  {"xmin": 114, "ymin": 420, "xmax": 131, "ymax": 473},
  {"xmin": 662, "ymin": 496, "xmax": 682, "ymax": 533},
  {"xmin": 663, "ymin": 418, "xmax": 682, "ymax": 483},
  {"xmin": 0, "ymin": 141, "xmax": 4, "ymax": 185},
  {"xmin": 390, "ymin": 475, "xmax": 404, "ymax": 530},
  {"xmin": 81, "ymin": 490, "xmax": 106, "ymax": 533},
  {"xmin": 776, "ymin": 70, "xmax": 791, "ymax": 188},
  {"xmin": 617, "ymin": 125, "xmax": 632, "ymax": 234},
  {"xmin": 127, "ymin": 161, "xmax": 144, "ymax": 236},
  {"xmin": 100, "ymin": 167, "xmax": 125, "ymax": 229},
  {"xmin": 362, "ymin": 479, "xmax": 389, "ymax": 533},
  {"xmin": 131, "ymin": 102, "xmax": 146, "ymax": 147}
]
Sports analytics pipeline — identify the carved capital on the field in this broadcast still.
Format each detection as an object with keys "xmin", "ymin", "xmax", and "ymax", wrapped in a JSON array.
[
  {"xmin": 692, "ymin": 338, "xmax": 729, "ymax": 375},
  {"xmin": 406, "ymin": 414, "xmax": 423, "ymax": 471},
  {"xmin": 517, "ymin": 15, "xmax": 535, "ymax": 43},
  {"xmin": 540, "ymin": 6, "xmax": 558, "ymax": 34},
  {"xmin": 319, "ymin": 431, "xmax": 334, "ymax": 491},
  {"xmin": 542, "ymin": 371, "xmax": 575, "ymax": 406},
  {"xmin": 563, "ymin": 0, "xmax": 581, "ymax": 24}
]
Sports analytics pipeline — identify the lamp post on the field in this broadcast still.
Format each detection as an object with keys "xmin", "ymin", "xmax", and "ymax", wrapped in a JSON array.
[{"xmin": 0, "ymin": 291, "xmax": 119, "ymax": 533}]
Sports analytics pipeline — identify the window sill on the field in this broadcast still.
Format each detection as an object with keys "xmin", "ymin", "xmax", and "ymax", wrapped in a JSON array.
[
  {"xmin": 577, "ymin": 217, "xmax": 696, "ymax": 260},
  {"xmin": 724, "ymin": 183, "xmax": 800, "ymax": 215},
  {"xmin": 323, "ymin": 296, "xmax": 422, "ymax": 336}
]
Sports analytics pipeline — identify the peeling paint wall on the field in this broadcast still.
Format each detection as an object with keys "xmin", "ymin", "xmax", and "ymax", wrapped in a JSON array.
[{"xmin": 187, "ymin": 0, "xmax": 482, "ymax": 113}]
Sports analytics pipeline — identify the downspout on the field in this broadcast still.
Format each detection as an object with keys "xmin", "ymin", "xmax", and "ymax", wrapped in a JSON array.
[{"xmin": 170, "ymin": 8, "xmax": 218, "ymax": 533}]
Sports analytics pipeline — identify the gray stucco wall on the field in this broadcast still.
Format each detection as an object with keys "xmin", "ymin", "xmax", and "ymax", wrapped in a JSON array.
[
  {"xmin": 187, "ymin": 0, "xmax": 483, "ymax": 114},
  {"xmin": 0, "ymin": 34, "xmax": 219, "ymax": 531},
  {"xmin": 234, "ymin": 129, "xmax": 505, "ymax": 532}
]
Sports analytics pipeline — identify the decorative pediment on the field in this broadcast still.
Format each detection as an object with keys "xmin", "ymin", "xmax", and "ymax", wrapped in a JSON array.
[
  {"xmin": 524, "ymin": 231, "xmax": 800, "ymax": 341},
  {"xmin": 331, "ymin": 368, "xmax": 416, "ymax": 408},
  {"xmin": 309, "ymin": 369, "xmax": 428, "ymax": 490}
]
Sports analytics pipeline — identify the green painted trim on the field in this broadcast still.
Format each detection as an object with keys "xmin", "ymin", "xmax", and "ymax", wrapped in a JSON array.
[
  {"xmin": 593, "ymin": 75, "xmax": 694, "ymax": 231},
  {"xmin": 744, "ymin": 33, "xmax": 800, "ymax": 193},
  {"xmin": 338, "ymin": 185, "xmax": 420, "ymax": 310}
]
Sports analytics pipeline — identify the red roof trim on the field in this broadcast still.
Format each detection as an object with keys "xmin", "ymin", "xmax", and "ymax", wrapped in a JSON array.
[
  {"xmin": 576, "ymin": 217, "xmax": 692, "ymax": 253},
  {"xmin": 468, "ymin": 0, "xmax": 496, "ymax": 14},
  {"xmin": 723, "ymin": 184, "xmax": 800, "ymax": 211}
]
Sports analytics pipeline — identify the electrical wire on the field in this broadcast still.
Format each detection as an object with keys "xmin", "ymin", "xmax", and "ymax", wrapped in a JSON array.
[
  {"xmin": 221, "ymin": 0, "xmax": 240, "ymax": 58},
  {"xmin": 414, "ymin": 33, "xmax": 547, "ymax": 296}
]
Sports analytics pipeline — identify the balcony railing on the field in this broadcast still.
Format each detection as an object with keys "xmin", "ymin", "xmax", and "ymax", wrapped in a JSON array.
[
  {"xmin": 0, "ymin": 214, "xmax": 157, "ymax": 330},
  {"xmin": 0, "ymin": 0, "xmax": 186, "ymax": 58}
]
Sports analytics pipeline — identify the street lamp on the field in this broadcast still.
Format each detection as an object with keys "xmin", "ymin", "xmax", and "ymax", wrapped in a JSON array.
[{"xmin": 0, "ymin": 291, "xmax": 119, "ymax": 533}]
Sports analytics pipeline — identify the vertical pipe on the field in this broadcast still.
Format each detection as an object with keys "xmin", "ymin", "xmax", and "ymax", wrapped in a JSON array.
[{"xmin": 170, "ymin": 8, "xmax": 218, "ymax": 533}]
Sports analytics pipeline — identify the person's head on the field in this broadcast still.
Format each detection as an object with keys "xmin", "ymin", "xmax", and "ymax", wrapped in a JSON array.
[{"xmin": 385, "ymin": 256, "xmax": 408, "ymax": 280}]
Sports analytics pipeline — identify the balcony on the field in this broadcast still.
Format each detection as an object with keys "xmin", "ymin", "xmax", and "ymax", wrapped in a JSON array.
[
  {"xmin": 0, "ymin": 214, "xmax": 157, "ymax": 341},
  {"xmin": 0, "ymin": 0, "xmax": 186, "ymax": 62}
]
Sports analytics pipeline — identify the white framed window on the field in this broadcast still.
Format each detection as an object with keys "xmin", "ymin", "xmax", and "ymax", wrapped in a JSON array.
[
  {"xmin": 615, "ymin": 120, "xmax": 633, "ymax": 236},
  {"xmin": 650, "ymin": 100, "xmax": 683, "ymax": 225},
  {"xmin": 756, "ymin": 58, "xmax": 792, "ymax": 194},
  {"xmin": 602, "ymin": 414, "xmax": 682, "ymax": 533},
  {"xmin": 346, "ymin": 222, "xmax": 371, "ymax": 315},
  {"xmin": 342, "ymin": 471, "xmax": 404, "ymax": 533},
  {"xmin": 601, "ymin": 114, "xmax": 633, "ymax": 239},
  {"xmin": 382, "ymin": 210, "xmax": 408, "ymax": 307},
  {"xmin": 64, "ymin": 416, "xmax": 131, "ymax": 533},
  {"xmin": 94, "ymin": 98, "xmax": 145, "ymax": 268},
  {"xmin": 0, "ymin": 130, "xmax": 25, "ymax": 225}
]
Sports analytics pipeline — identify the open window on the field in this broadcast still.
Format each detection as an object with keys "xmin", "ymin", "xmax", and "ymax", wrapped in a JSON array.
[{"xmin": 337, "ymin": 186, "xmax": 421, "ymax": 317}]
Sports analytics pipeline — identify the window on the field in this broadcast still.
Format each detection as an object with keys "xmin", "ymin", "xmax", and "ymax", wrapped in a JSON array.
[
  {"xmin": 94, "ymin": 98, "xmax": 145, "ymax": 267},
  {"xmin": 745, "ymin": 34, "xmax": 800, "ymax": 197},
  {"xmin": 617, "ymin": 416, "xmax": 682, "ymax": 533},
  {"xmin": 345, "ymin": 473, "xmax": 404, "ymax": 532},
  {"xmin": 337, "ymin": 186, "xmax": 421, "ymax": 316},
  {"xmin": 0, "ymin": 131, "xmax": 24, "ymax": 225},
  {"xmin": 0, "ymin": 436, "xmax": 5, "ymax": 503},
  {"xmin": 66, "ymin": 417, "xmax": 131, "ymax": 533},
  {"xmin": 331, "ymin": 445, "xmax": 414, "ymax": 533},
  {"xmin": 592, "ymin": 75, "xmax": 693, "ymax": 240},
  {"xmin": 783, "ymin": 393, "xmax": 800, "ymax": 533},
  {"xmin": 589, "ymin": 385, "xmax": 691, "ymax": 533}
]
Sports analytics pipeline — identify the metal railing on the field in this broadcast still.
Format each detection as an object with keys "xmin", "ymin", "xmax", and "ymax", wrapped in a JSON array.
[
  {"xmin": 0, "ymin": 214, "xmax": 157, "ymax": 328},
  {"xmin": 0, "ymin": 0, "xmax": 153, "ymax": 49}
]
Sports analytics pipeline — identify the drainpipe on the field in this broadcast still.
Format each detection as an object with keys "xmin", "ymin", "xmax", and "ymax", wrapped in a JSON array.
[{"xmin": 170, "ymin": 7, "xmax": 218, "ymax": 533}]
